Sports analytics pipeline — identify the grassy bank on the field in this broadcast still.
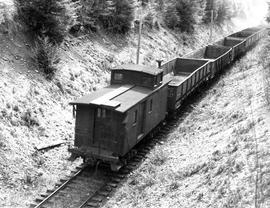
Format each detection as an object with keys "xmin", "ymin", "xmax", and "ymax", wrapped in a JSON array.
[{"xmin": 103, "ymin": 35, "xmax": 270, "ymax": 208}]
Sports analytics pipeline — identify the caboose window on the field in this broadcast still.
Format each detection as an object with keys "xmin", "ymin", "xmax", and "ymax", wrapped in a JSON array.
[
  {"xmin": 157, "ymin": 74, "xmax": 162, "ymax": 83},
  {"xmin": 133, "ymin": 110, "xmax": 137, "ymax": 124},
  {"xmin": 149, "ymin": 99, "xmax": 153, "ymax": 113},
  {"xmin": 102, "ymin": 109, "xmax": 106, "ymax": 118},
  {"xmin": 114, "ymin": 73, "xmax": 123, "ymax": 81},
  {"xmin": 97, "ymin": 108, "xmax": 101, "ymax": 118},
  {"xmin": 142, "ymin": 76, "xmax": 152, "ymax": 86}
]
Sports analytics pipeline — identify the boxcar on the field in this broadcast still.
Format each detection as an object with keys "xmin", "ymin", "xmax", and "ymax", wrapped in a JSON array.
[
  {"xmin": 162, "ymin": 58, "xmax": 210, "ymax": 112},
  {"xmin": 70, "ymin": 64, "xmax": 171, "ymax": 170},
  {"xmin": 184, "ymin": 45, "xmax": 232, "ymax": 79}
]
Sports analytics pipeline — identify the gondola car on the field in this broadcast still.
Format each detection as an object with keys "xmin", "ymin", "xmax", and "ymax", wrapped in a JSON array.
[
  {"xmin": 184, "ymin": 45, "xmax": 232, "ymax": 78},
  {"xmin": 161, "ymin": 58, "xmax": 210, "ymax": 112},
  {"xmin": 214, "ymin": 36, "xmax": 246, "ymax": 60},
  {"xmin": 70, "ymin": 64, "xmax": 171, "ymax": 170}
]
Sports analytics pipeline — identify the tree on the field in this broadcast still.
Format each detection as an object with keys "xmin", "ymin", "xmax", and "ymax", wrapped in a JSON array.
[
  {"xmin": 15, "ymin": 0, "xmax": 76, "ymax": 44},
  {"xmin": 175, "ymin": 0, "xmax": 197, "ymax": 32},
  {"xmin": 98, "ymin": 0, "xmax": 134, "ymax": 34}
]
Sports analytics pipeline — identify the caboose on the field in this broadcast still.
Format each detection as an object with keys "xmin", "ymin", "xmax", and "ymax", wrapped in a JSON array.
[{"xmin": 69, "ymin": 64, "xmax": 171, "ymax": 170}]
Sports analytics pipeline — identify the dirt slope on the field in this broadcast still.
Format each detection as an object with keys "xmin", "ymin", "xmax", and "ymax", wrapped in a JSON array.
[
  {"xmin": 103, "ymin": 37, "xmax": 270, "ymax": 208},
  {"xmin": 0, "ymin": 20, "xmax": 238, "ymax": 207}
]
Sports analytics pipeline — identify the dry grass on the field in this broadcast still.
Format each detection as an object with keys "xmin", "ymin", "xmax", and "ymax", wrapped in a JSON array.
[{"xmin": 104, "ymin": 35, "xmax": 270, "ymax": 208}]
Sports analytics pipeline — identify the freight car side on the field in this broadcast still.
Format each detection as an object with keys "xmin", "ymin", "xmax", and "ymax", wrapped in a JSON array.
[
  {"xmin": 214, "ymin": 37, "xmax": 245, "ymax": 60},
  {"xmin": 184, "ymin": 45, "xmax": 232, "ymax": 79},
  {"xmin": 162, "ymin": 58, "xmax": 210, "ymax": 112}
]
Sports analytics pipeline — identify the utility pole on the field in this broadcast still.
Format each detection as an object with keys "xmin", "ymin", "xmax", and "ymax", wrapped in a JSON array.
[
  {"xmin": 209, "ymin": 9, "xmax": 214, "ymax": 43},
  {"xmin": 136, "ymin": 8, "xmax": 143, "ymax": 65}
]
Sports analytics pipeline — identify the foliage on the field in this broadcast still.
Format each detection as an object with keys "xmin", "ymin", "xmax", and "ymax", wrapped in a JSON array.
[
  {"xmin": 175, "ymin": 0, "xmax": 197, "ymax": 32},
  {"xmin": 164, "ymin": 4, "xmax": 179, "ymax": 30},
  {"xmin": 141, "ymin": 0, "xmax": 164, "ymax": 29},
  {"xmin": 216, "ymin": 0, "xmax": 233, "ymax": 24},
  {"xmin": 22, "ymin": 109, "xmax": 40, "ymax": 127},
  {"xmin": 163, "ymin": 0, "xmax": 207, "ymax": 32},
  {"xmin": 164, "ymin": 0, "xmax": 203, "ymax": 33},
  {"xmin": 79, "ymin": 0, "xmax": 134, "ymax": 34},
  {"xmin": 203, "ymin": 0, "xmax": 235, "ymax": 24},
  {"xmin": 30, "ymin": 37, "xmax": 60, "ymax": 79},
  {"xmin": 15, "ymin": 0, "xmax": 76, "ymax": 44},
  {"xmin": 0, "ymin": 2, "xmax": 17, "ymax": 35}
]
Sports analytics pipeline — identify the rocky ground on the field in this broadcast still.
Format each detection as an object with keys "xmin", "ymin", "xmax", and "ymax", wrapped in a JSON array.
[{"xmin": 103, "ymin": 36, "xmax": 270, "ymax": 208}]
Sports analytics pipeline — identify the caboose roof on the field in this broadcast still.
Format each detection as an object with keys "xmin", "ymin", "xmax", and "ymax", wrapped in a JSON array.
[
  {"xmin": 111, "ymin": 64, "xmax": 163, "ymax": 75},
  {"xmin": 70, "ymin": 84, "xmax": 155, "ymax": 113}
]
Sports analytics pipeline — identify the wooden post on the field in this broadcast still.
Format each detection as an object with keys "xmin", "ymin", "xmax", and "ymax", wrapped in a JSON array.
[
  {"xmin": 209, "ymin": 9, "xmax": 214, "ymax": 43},
  {"xmin": 136, "ymin": 9, "xmax": 142, "ymax": 65}
]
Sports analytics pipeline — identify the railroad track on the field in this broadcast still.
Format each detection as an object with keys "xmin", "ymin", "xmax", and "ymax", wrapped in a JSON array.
[
  {"xmin": 30, "ymin": 77, "xmax": 206, "ymax": 208},
  {"xmin": 30, "ymin": 119, "xmax": 178, "ymax": 208}
]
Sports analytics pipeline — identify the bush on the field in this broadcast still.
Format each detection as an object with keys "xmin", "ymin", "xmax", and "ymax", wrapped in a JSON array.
[
  {"xmin": 15, "ymin": 0, "xmax": 76, "ymax": 79},
  {"xmin": 15, "ymin": 0, "xmax": 75, "ymax": 44},
  {"xmin": 216, "ymin": 0, "xmax": 232, "ymax": 24},
  {"xmin": 164, "ymin": 0, "xmax": 205, "ymax": 32},
  {"xmin": 203, "ymin": 0, "xmax": 234, "ymax": 24},
  {"xmin": 164, "ymin": 5, "xmax": 179, "ymax": 29},
  {"xmin": 30, "ymin": 37, "xmax": 60, "ymax": 79},
  {"xmin": 0, "ymin": 2, "xmax": 16, "ymax": 35},
  {"xmin": 98, "ymin": 0, "xmax": 134, "ymax": 34},
  {"xmin": 78, "ymin": 0, "xmax": 134, "ymax": 34},
  {"xmin": 22, "ymin": 109, "xmax": 40, "ymax": 127},
  {"xmin": 175, "ymin": 0, "xmax": 197, "ymax": 33}
]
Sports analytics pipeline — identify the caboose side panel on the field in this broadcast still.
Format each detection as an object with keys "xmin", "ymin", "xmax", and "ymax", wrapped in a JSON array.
[
  {"xmin": 122, "ymin": 84, "xmax": 168, "ymax": 156},
  {"xmin": 145, "ymin": 84, "xmax": 168, "ymax": 131},
  {"xmin": 74, "ymin": 105, "xmax": 94, "ymax": 147}
]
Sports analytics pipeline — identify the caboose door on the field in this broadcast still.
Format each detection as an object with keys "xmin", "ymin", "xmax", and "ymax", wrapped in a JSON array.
[
  {"xmin": 137, "ymin": 101, "xmax": 146, "ymax": 139},
  {"xmin": 74, "ymin": 106, "xmax": 94, "ymax": 147}
]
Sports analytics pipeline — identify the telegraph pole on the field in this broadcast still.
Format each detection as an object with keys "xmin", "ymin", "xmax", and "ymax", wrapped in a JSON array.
[
  {"xmin": 209, "ymin": 9, "xmax": 214, "ymax": 43},
  {"xmin": 136, "ymin": 7, "xmax": 143, "ymax": 65}
]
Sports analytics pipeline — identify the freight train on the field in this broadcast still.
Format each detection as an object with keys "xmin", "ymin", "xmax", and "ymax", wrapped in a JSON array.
[{"xmin": 69, "ymin": 27, "xmax": 267, "ymax": 171}]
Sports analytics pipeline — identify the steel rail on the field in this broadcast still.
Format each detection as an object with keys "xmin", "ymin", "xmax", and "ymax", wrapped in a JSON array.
[{"xmin": 34, "ymin": 165, "xmax": 87, "ymax": 208}]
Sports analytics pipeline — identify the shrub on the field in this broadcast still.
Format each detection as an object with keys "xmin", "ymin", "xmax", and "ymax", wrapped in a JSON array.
[
  {"xmin": 216, "ymin": 0, "xmax": 232, "ymax": 24},
  {"xmin": 22, "ymin": 109, "xmax": 40, "ymax": 127},
  {"xmin": 164, "ymin": 5, "xmax": 179, "ymax": 29},
  {"xmin": 0, "ymin": 2, "xmax": 16, "ymax": 35},
  {"xmin": 14, "ymin": 0, "xmax": 76, "ymax": 79},
  {"xmin": 202, "ymin": 0, "xmax": 215, "ymax": 24},
  {"xmin": 98, "ymin": 0, "xmax": 134, "ymax": 34},
  {"xmin": 78, "ymin": 0, "xmax": 97, "ymax": 31},
  {"xmin": 164, "ymin": 0, "xmax": 204, "ymax": 32},
  {"xmin": 15, "ymin": 0, "xmax": 75, "ymax": 44},
  {"xmin": 78, "ymin": 0, "xmax": 134, "ymax": 34},
  {"xmin": 203, "ymin": 0, "xmax": 234, "ymax": 24},
  {"xmin": 30, "ymin": 37, "xmax": 60, "ymax": 79},
  {"xmin": 175, "ymin": 0, "xmax": 197, "ymax": 33}
]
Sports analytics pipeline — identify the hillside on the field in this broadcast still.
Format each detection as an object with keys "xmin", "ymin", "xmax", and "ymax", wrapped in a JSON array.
[
  {"xmin": 0, "ymin": 14, "xmax": 240, "ymax": 207},
  {"xmin": 103, "ymin": 35, "xmax": 270, "ymax": 208}
]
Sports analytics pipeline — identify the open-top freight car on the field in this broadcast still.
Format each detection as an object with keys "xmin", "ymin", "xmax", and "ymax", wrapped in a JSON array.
[
  {"xmin": 214, "ymin": 27, "xmax": 266, "ymax": 60},
  {"xmin": 70, "ymin": 64, "xmax": 171, "ymax": 170},
  {"xmin": 213, "ymin": 36, "xmax": 246, "ymax": 60},
  {"xmin": 161, "ymin": 58, "xmax": 210, "ymax": 112},
  {"xmin": 228, "ymin": 28, "xmax": 262, "ymax": 50},
  {"xmin": 183, "ymin": 45, "xmax": 232, "ymax": 78}
]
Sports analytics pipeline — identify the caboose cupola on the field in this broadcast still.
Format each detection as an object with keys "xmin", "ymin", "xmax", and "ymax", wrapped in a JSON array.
[{"xmin": 110, "ymin": 64, "xmax": 163, "ymax": 89}]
